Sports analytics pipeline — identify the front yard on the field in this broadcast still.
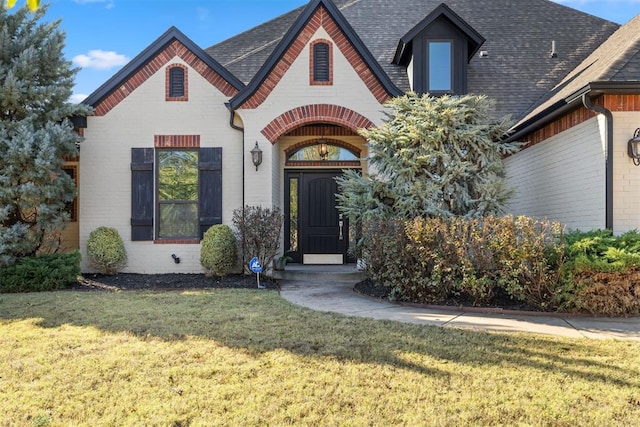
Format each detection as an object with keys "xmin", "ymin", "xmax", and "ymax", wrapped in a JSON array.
[{"xmin": 1, "ymin": 289, "xmax": 640, "ymax": 426}]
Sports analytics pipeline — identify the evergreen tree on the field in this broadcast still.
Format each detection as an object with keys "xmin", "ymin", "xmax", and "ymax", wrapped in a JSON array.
[
  {"xmin": 336, "ymin": 92, "xmax": 521, "ymax": 221},
  {"xmin": 0, "ymin": 4, "xmax": 90, "ymax": 265}
]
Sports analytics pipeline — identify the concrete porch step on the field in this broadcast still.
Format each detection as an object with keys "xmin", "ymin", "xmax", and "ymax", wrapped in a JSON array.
[{"xmin": 271, "ymin": 264, "xmax": 366, "ymax": 284}]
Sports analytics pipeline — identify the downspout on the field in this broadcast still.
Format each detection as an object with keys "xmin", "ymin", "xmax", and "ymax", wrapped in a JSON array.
[
  {"xmin": 228, "ymin": 108, "xmax": 245, "ymax": 210},
  {"xmin": 582, "ymin": 93, "xmax": 613, "ymax": 231},
  {"xmin": 229, "ymin": 107, "xmax": 246, "ymax": 267}
]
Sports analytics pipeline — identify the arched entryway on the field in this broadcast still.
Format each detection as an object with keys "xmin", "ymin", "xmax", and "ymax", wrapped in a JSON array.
[
  {"xmin": 261, "ymin": 104, "xmax": 374, "ymax": 265},
  {"xmin": 280, "ymin": 124, "xmax": 365, "ymax": 265}
]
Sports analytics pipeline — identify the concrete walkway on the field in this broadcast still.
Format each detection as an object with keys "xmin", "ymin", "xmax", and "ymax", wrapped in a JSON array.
[{"xmin": 279, "ymin": 279, "xmax": 640, "ymax": 340}]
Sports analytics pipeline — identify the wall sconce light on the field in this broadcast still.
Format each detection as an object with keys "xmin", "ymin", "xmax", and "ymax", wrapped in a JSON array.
[
  {"xmin": 318, "ymin": 138, "xmax": 328, "ymax": 161},
  {"xmin": 251, "ymin": 141, "xmax": 263, "ymax": 171},
  {"xmin": 628, "ymin": 128, "xmax": 640, "ymax": 166},
  {"xmin": 171, "ymin": 253, "xmax": 181, "ymax": 264}
]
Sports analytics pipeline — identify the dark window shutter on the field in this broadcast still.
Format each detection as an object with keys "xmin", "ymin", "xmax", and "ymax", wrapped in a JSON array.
[
  {"xmin": 131, "ymin": 148, "xmax": 154, "ymax": 241},
  {"xmin": 313, "ymin": 43, "xmax": 330, "ymax": 82},
  {"xmin": 169, "ymin": 67, "xmax": 185, "ymax": 97},
  {"xmin": 199, "ymin": 147, "xmax": 222, "ymax": 239}
]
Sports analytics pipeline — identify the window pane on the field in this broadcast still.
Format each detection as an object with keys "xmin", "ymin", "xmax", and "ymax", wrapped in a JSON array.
[
  {"xmin": 289, "ymin": 177, "xmax": 298, "ymax": 252},
  {"xmin": 287, "ymin": 144, "xmax": 358, "ymax": 161},
  {"xmin": 429, "ymin": 41, "xmax": 452, "ymax": 91},
  {"xmin": 158, "ymin": 151, "xmax": 198, "ymax": 201},
  {"xmin": 159, "ymin": 202, "xmax": 198, "ymax": 238}
]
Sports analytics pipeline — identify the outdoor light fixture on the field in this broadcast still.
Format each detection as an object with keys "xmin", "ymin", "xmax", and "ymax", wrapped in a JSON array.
[
  {"xmin": 628, "ymin": 128, "xmax": 640, "ymax": 166},
  {"xmin": 251, "ymin": 141, "xmax": 263, "ymax": 171},
  {"xmin": 318, "ymin": 138, "xmax": 329, "ymax": 160}
]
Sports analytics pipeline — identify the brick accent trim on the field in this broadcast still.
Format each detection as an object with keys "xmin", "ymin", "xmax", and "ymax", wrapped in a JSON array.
[
  {"xmin": 261, "ymin": 104, "xmax": 375, "ymax": 144},
  {"xmin": 286, "ymin": 160, "xmax": 361, "ymax": 167},
  {"xmin": 153, "ymin": 239, "xmax": 200, "ymax": 244},
  {"xmin": 519, "ymin": 94, "xmax": 640, "ymax": 151},
  {"xmin": 241, "ymin": 5, "xmax": 390, "ymax": 109},
  {"xmin": 94, "ymin": 40, "xmax": 239, "ymax": 116},
  {"xmin": 154, "ymin": 135, "xmax": 201, "ymax": 148},
  {"xmin": 310, "ymin": 39, "xmax": 333, "ymax": 86},
  {"xmin": 285, "ymin": 125, "xmax": 358, "ymax": 137},
  {"xmin": 284, "ymin": 138, "xmax": 361, "ymax": 157},
  {"xmin": 166, "ymin": 64, "xmax": 188, "ymax": 101}
]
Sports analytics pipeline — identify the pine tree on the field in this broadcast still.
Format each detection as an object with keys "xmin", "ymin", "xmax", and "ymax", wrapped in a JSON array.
[
  {"xmin": 336, "ymin": 92, "xmax": 521, "ymax": 221},
  {"xmin": 0, "ymin": 4, "xmax": 90, "ymax": 265}
]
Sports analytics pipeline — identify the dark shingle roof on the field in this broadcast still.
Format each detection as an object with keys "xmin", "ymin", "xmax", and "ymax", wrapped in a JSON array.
[
  {"xmin": 206, "ymin": 0, "xmax": 619, "ymax": 120},
  {"xmin": 517, "ymin": 14, "xmax": 640, "ymax": 126}
]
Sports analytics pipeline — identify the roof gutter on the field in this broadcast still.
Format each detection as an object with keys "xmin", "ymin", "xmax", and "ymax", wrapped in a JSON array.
[{"xmin": 227, "ymin": 104, "xmax": 246, "ymax": 216}]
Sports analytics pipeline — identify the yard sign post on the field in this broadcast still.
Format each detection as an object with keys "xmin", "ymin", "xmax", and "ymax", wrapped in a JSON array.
[{"xmin": 249, "ymin": 257, "xmax": 264, "ymax": 289}]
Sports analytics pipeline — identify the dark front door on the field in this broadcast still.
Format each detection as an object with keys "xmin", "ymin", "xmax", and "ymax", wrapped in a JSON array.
[{"xmin": 285, "ymin": 170, "xmax": 348, "ymax": 264}]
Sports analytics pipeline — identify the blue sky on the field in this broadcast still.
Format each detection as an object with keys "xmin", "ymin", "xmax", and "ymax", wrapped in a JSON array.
[{"xmin": 35, "ymin": 0, "xmax": 640, "ymax": 102}]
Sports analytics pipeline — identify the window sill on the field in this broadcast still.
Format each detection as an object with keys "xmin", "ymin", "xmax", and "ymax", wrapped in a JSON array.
[{"xmin": 154, "ymin": 239, "xmax": 200, "ymax": 244}]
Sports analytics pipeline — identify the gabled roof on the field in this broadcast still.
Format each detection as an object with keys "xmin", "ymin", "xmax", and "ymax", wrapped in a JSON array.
[
  {"xmin": 392, "ymin": 3, "xmax": 485, "ymax": 65},
  {"xmin": 227, "ymin": 0, "xmax": 402, "ymax": 110},
  {"xmin": 514, "ymin": 14, "xmax": 640, "ymax": 132},
  {"xmin": 207, "ymin": 0, "xmax": 619, "ymax": 120},
  {"xmin": 83, "ymin": 27, "xmax": 245, "ymax": 108}
]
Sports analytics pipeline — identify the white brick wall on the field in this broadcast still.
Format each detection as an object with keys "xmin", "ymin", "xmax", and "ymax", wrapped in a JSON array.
[
  {"xmin": 612, "ymin": 111, "xmax": 640, "ymax": 233},
  {"xmin": 505, "ymin": 118, "xmax": 606, "ymax": 230},
  {"xmin": 80, "ymin": 57, "xmax": 243, "ymax": 273}
]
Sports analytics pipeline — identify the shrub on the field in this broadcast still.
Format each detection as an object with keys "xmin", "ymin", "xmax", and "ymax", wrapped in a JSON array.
[
  {"xmin": 358, "ymin": 215, "xmax": 565, "ymax": 309},
  {"xmin": 200, "ymin": 224, "xmax": 238, "ymax": 276},
  {"xmin": 359, "ymin": 219, "xmax": 434, "ymax": 302},
  {"xmin": 0, "ymin": 251, "xmax": 80, "ymax": 293},
  {"xmin": 406, "ymin": 216, "xmax": 565, "ymax": 307},
  {"xmin": 233, "ymin": 205, "xmax": 283, "ymax": 275},
  {"xmin": 86, "ymin": 227, "xmax": 127, "ymax": 275},
  {"xmin": 571, "ymin": 268, "xmax": 640, "ymax": 316}
]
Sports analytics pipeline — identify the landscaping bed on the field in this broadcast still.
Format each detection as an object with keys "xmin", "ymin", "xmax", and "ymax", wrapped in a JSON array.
[{"xmin": 73, "ymin": 273, "xmax": 279, "ymax": 291}]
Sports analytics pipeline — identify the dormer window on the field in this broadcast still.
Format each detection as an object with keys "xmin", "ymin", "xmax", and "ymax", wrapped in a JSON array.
[
  {"xmin": 428, "ymin": 41, "xmax": 453, "ymax": 92},
  {"xmin": 310, "ymin": 39, "xmax": 333, "ymax": 85},
  {"xmin": 166, "ymin": 64, "xmax": 188, "ymax": 101},
  {"xmin": 393, "ymin": 3, "xmax": 484, "ymax": 96}
]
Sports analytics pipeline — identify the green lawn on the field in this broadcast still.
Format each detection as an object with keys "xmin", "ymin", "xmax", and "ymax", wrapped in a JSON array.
[{"xmin": 1, "ymin": 289, "xmax": 639, "ymax": 426}]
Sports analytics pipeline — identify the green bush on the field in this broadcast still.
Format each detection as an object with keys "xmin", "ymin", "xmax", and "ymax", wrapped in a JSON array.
[
  {"xmin": 558, "ymin": 229, "xmax": 640, "ymax": 314},
  {"xmin": 359, "ymin": 219, "xmax": 435, "ymax": 302},
  {"xmin": 359, "ymin": 216, "xmax": 565, "ymax": 309},
  {"xmin": 86, "ymin": 227, "xmax": 127, "ymax": 275},
  {"xmin": 0, "ymin": 251, "xmax": 80, "ymax": 293},
  {"xmin": 200, "ymin": 224, "xmax": 238, "ymax": 276},
  {"xmin": 233, "ymin": 205, "xmax": 283, "ymax": 275}
]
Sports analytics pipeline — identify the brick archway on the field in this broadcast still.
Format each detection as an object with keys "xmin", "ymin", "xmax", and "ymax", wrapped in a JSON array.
[{"xmin": 261, "ymin": 104, "xmax": 375, "ymax": 144}]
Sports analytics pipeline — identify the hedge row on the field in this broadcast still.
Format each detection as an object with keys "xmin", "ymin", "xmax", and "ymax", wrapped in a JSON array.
[
  {"xmin": 359, "ymin": 217, "xmax": 640, "ymax": 316},
  {"xmin": 0, "ymin": 251, "xmax": 80, "ymax": 293}
]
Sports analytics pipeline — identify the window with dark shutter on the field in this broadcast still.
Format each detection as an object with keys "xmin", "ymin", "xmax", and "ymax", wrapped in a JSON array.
[
  {"xmin": 198, "ymin": 147, "xmax": 222, "ymax": 239},
  {"xmin": 313, "ymin": 42, "xmax": 330, "ymax": 82},
  {"xmin": 169, "ymin": 67, "xmax": 185, "ymax": 98}
]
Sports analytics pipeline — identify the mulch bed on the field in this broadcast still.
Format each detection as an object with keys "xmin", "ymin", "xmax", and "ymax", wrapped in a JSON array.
[
  {"xmin": 70, "ymin": 273, "xmax": 279, "ymax": 292},
  {"xmin": 354, "ymin": 278, "xmax": 544, "ymax": 312}
]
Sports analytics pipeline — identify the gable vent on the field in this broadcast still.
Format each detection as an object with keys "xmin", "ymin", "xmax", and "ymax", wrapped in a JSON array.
[
  {"xmin": 313, "ymin": 42, "xmax": 330, "ymax": 82},
  {"xmin": 169, "ymin": 67, "xmax": 185, "ymax": 97}
]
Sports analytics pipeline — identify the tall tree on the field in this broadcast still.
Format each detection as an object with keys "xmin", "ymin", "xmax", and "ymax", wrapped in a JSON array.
[
  {"xmin": 336, "ymin": 92, "xmax": 521, "ymax": 221},
  {"xmin": 0, "ymin": 4, "xmax": 90, "ymax": 265}
]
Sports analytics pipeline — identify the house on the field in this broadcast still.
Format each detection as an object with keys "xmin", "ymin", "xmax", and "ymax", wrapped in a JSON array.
[{"xmin": 73, "ymin": 0, "xmax": 639, "ymax": 273}]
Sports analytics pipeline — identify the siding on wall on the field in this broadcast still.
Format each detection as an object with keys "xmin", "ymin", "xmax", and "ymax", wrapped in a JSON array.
[
  {"xmin": 80, "ymin": 57, "xmax": 243, "ymax": 273},
  {"xmin": 505, "ymin": 118, "xmax": 606, "ymax": 230},
  {"xmin": 612, "ymin": 111, "xmax": 640, "ymax": 233}
]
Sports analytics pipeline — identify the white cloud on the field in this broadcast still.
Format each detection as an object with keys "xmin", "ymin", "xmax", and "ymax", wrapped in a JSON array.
[
  {"xmin": 196, "ymin": 7, "xmax": 209, "ymax": 21},
  {"xmin": 74, "ymin": 0, "xmax": 115, "ymax": 9},
  {"xmin": 70, "ymin": 93, "xmax": 88, "ymax": 104},
  {"xmin": 72, "ymin": 50, "xmax": 129, "ymax": 70}
]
